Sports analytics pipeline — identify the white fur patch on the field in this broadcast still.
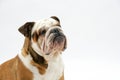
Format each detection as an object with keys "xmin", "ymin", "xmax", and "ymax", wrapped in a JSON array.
[
  {"xmin": 31, "ymin": 17, "xmax": 59, "ymax": 35},
  {"xmin": 18, "ymin": 53, "xmax": 64, "ymax": 80}
]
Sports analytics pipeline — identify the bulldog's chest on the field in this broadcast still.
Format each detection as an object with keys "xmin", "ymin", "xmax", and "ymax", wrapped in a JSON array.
[
  {"xmin": 34, "ymin": 58, "xmax": 64, "ymax": 80},
  {"xmin": 35, "ymin": 59, "xmax": 64, "ymax": 80},
  {"xmin": 19, "ymin": 54, "xmax": 64, "ymax": 80}
]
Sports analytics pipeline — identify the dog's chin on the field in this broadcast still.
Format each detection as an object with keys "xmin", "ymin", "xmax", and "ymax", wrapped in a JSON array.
[{"xmin": 43, "ymin": 34, "xmax": 66, "ymax": 55}]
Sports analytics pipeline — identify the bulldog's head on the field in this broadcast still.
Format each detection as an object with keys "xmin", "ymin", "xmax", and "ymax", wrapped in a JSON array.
[{"xmin": 18, "ymin": 16, "xmax": 67, "ymax": 60}]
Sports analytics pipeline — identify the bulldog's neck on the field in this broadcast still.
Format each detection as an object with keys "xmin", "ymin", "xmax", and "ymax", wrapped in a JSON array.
[
  {"xmin": 28, "ymin": 46, "xmax": 48, "ymax": 68},
  {"xmin": 21, "ymin": 38, "xmax": 48, "ymax": 69}
]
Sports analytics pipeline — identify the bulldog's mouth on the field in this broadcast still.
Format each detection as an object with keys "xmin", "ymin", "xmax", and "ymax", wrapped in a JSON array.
[
  {"xmin": 53, "ymin": 34, "xmax": 65, "ymax": 47},
  {"xmin": 43, "ymin": 32, "xmax": 66, "ymax": 55}
]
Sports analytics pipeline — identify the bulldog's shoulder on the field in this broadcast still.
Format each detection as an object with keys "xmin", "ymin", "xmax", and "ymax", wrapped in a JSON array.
[
  {"xmin": 0, "ymin": 56, "xmax": 18, "ymax": 69},
  {"xmin": 0, "ymin": 56, "xmax": 18, "ymax": 80}
]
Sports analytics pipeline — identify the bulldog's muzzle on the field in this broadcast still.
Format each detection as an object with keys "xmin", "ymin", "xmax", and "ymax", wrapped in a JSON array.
[{"xmin": 44, "ymin": 27, "xmax": 66, "ymax": 55}]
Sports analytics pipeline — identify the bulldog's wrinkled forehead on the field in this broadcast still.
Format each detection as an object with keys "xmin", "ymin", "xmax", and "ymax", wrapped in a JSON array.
[{"xmin": 32, "ymin": 17, "xmax": 60, "ymax": 35}]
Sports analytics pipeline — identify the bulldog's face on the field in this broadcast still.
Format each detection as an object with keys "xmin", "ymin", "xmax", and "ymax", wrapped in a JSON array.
[{"xmin": 18, "ymin": 16, "xmax": 67, "ymax": 59}]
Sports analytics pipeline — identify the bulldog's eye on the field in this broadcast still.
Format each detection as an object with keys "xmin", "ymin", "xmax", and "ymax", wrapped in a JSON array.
[{"xmin": 40, "ymin": 29, "xmax": 46, "ymax": 35}]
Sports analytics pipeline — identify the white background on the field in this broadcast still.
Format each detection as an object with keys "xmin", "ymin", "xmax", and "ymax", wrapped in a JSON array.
[{"xmin": 0, "ymin": 0, "xmax": 120, "ymax": 80}]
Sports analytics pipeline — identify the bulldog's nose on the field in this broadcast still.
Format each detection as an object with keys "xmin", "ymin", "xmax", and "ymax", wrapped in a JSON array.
[{"xmin": 50, "ymin": 28, "xmax": 60, "ymax": 33}]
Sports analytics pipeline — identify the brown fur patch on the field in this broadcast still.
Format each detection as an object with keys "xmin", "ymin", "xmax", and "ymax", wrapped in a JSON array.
[
  {"xmin": 0, "ymin": 57, "xmax": 17, "ymax": 80},
  {"xmin": 0, "ymin": 56, "xmax": 33, "ymax": 80},
  {"xmin": 59, "ymin": 73, "xmax": 64, "ymax": 80},
  {"xmin": 32, "ymin": 31, "xmax": 38, "ymax": 42},
  {"xmin": 21, "ymin": 38, "xmax": 30, "ymax": 57},
  {"xmin": 31, "ymin": 60, "xmax": 47, "ymax": 75}
]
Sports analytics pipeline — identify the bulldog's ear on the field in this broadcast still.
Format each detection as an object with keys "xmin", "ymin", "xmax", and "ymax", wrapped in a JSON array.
[
  {"xmin": 18, "ymin": 22, "xmax": 35, "ymax": 38},
  {"xmin": 51, "ymin": 16, "xmax": 60, "ymax": 23},
  {"xmin": 51, "ymin": 16, "xmax": 61, "ymax": 26}
]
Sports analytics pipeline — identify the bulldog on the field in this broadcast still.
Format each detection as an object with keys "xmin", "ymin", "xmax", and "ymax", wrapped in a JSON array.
[{"xmin": 0, "ymin": 16, "xmax": 67, "ymax": 80}]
